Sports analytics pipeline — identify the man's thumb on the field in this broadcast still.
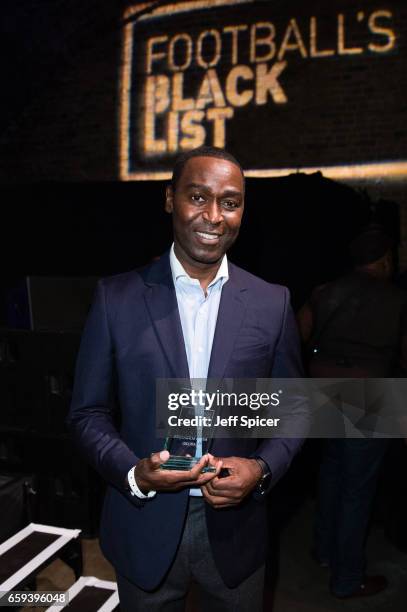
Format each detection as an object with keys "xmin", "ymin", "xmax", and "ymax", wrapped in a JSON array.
[{"xmin": 150, "ymin": 450, "xmax": 170, "ymax": 467}]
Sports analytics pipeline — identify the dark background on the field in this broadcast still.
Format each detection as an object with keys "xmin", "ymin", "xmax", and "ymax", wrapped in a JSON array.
[{"xmin": 0, "ymin": 173, "xmax": 398, "ymax": 323}]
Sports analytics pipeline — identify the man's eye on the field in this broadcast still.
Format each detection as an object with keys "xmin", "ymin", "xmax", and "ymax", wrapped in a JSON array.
[
  {"xmin": 191, "ymin": 194, "xmax": 205, "ymax": 203},
  {"xmin": 223, "ymin": 200, "xmax": 238, "ymax": 209}
]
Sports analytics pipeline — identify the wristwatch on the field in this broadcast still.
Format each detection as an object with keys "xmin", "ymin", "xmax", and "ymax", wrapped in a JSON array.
[{"xmin": 253, "ymin": 457, "xmax": 272, "ymax": 495}]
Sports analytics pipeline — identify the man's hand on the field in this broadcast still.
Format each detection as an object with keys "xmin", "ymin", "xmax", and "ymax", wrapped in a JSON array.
[
  {"xmin": 201, "ymin": 456, "xmax": 262, "ymax": 508},
  {"xmin": 133, "ymin": 450, "xmax": 223, "ymax": 494}
]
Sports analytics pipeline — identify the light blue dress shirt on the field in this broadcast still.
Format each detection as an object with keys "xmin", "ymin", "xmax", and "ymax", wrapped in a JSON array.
[{"xmin": 169, "ymin": 244, "xmax": 229, "ymax": 496}]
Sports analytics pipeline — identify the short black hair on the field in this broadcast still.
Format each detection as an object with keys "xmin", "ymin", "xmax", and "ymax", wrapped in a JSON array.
[{"xmin": 171, "ymin": 146, "xmax": 244, "ymax": 191}]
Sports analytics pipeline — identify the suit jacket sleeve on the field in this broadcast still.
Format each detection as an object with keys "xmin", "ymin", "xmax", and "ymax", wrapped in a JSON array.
[
  {"xmin": 67, "ymin": 280, "xmax": 139, "ymax": 494},
  {"xmin": 254, "ymin": 287, "xmax": 307, "ymax": 491}
]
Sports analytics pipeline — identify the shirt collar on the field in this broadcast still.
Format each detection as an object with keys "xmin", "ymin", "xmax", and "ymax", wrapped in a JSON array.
[{"xmin": 170, "ymin": 243, "xmax": 229, "ymax": 289}]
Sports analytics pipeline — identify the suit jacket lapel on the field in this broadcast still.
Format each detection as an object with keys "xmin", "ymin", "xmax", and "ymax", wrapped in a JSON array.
[
  {"xmin": 208, "ymin": 263, "xmax": 248, "ymax": 380},
  {"xmin": 207, "ymin": 264, "xmax": 247, "ymax": 455},
  {"xmin": 142, "ymin": 253, "xmax": 190, "ymax": 380},
  {"xmin": 141, "ymin": 255, "xmax": 248, "ymax": 382}
]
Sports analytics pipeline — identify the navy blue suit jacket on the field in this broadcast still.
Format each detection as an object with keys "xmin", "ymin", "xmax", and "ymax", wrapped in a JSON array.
[{"xmin": 68, "ymin": 253, "xmax": 304, "ymax": 589}]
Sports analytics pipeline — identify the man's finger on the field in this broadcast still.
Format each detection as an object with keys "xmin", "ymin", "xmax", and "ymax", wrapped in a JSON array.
[
  {"xmin": 194, "ymin": 463, "xmax": 223, "ymax": 486},
  {"xmin": 149, "ymin": 450, "xmax": 170, "ymax": 469},
  {"xmin": 152, "ymin": 455, "xmax": 214, "ymax": 485},
  {"xmin": 207, "ymin": 453, "xmax": 224, "ymax": 466},
  {"xmin": 147, "ymin": 453, "xmax": 222, "ymax": 488},
  {"xmin": 163, "ymin": 456, "xmax": 210, "ymax": 483},
  {"xmin": 183, "ymin": 454, "xmax": 220, "ymax": 481},
  {"xmin": 204, "ymin": 481, "xmax": 237, "ymax": 498},
  {"xmin": 204, "ymin": 469, "xmax": 236, "ymax": 492},
  {"xmin": 201, "ymin": 487, "xmax": 237, "ymax": 507},
  {"xmin": 177, "ymin": 457, "xmax": 222, "ymax": 486}
]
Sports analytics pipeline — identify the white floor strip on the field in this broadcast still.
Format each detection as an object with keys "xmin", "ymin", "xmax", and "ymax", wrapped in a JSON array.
[
  {"xmin": 0, "ymin": 523, "xmax": 81, "ymax": 592},
  {"xmin": 46, "ymin": 576, "xmax": 119, "ymax": 612}
]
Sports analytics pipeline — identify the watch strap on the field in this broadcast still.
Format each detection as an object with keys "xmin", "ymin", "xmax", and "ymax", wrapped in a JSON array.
[
  {"xmin": 253, "ymin": 457, "xmax": 272, "ymax": 495},
  {"xmin": 127, "ymin": 466, "xmax": 156, "ymax": 499}
]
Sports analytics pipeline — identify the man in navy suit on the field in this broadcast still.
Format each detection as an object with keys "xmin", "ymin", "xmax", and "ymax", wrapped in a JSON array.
[{"xmin": 68, "ymin": 146, "xmax": 304, "ymax": 611}]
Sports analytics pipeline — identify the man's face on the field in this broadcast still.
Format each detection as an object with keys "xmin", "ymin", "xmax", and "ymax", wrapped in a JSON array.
[{"xmin": 165, "ymin": 156, "xmax": 244, "ymax": 268}]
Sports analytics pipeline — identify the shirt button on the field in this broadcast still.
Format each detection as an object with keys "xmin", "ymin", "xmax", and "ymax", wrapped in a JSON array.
[{"xmin": 198, "ymin": 347, "xmax": 203, "ymax": 353}]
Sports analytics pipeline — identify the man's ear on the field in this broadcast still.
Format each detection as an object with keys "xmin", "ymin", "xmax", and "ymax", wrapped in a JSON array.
[{"xmin": 165, "ymin": 185, "xmax": 174, "ymax": 213}]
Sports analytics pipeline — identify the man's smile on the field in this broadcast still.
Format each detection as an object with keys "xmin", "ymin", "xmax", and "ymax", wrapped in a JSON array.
[{"xmin": 195, "ymin": 230, "xmax": 222, "ymax": 244}]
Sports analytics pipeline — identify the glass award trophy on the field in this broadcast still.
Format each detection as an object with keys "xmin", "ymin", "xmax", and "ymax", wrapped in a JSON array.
[{"xmin": 160, "ymin": 389, "xmax": 216, "ymax": 472}]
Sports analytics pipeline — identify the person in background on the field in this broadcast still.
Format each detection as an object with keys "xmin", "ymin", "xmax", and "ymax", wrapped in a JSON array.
[{"xmin": 297, "ymin": 226, "xmax": 407, "ymax": 599}]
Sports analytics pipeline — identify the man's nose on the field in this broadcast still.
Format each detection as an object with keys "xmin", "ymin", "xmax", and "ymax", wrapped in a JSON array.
[{"xmin": 202, "ymin": 200, "xmax": 223, "ymax": 225}]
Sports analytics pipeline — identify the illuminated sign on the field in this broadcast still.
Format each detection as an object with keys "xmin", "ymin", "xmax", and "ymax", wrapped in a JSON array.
[{"xmin": 120, "ymin": 0, "xmax": 405, "ymax": 180}]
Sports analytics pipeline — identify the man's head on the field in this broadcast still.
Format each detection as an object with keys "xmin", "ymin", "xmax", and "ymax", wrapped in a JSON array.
[
  {"xmin": 170, "ymin": 146, "xmax": 244, "ymax": 192},
  {"xmin": 349, "ymin": 227, "xmax": 394, "ymax": 280},
  {"xmin": 165, "ymin": 146, "xmax": 245, "ymax": 270}
]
